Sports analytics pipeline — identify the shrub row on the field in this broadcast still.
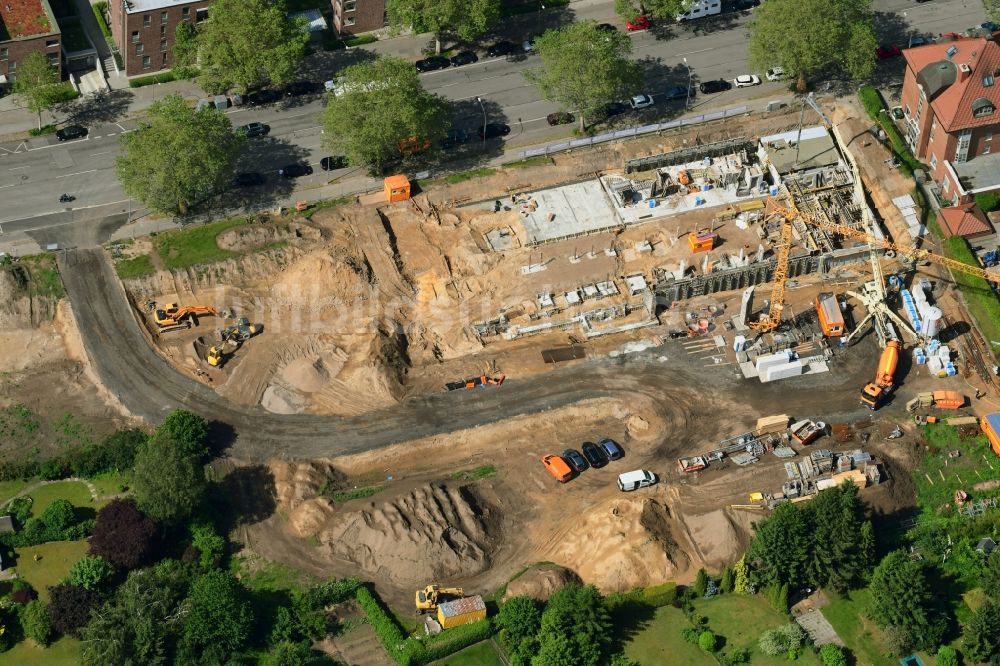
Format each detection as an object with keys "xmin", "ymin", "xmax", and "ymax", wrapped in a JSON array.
[
  {"xmin": 417, "ymin": 619, "xmax": 492, "ymax": 662},
  {"xmin": 354, "ymin": 586, "xmax": 413, "ymax": 665},
  {"xmin": 129, "ymin": 71, "xmax": 177, "ymax": 88},
  {"xmin": 91, "ymin": 2, "xmax": 112, "ymax": 43},
  {"xmin": 41, "ymin": 428, "xmax": 147, "ymax": 480},
  {"xmin": 642, "ymin": 582, "xmax": 678, "ymax": 607},
  {"xmin": 0, "ymin": 501, "xmax": 94, "ymax": 548}
]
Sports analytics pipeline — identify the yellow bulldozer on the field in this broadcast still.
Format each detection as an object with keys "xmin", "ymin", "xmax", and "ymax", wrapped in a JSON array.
[{"xmin": 414, "ymin": 584, "xmax": 464, "ymax": 614}]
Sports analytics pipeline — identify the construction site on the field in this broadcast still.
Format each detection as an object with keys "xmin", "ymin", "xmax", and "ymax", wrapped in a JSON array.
[{"xmin": 6, "ymin": 96, "xmax": 1000, "ymax": 614}]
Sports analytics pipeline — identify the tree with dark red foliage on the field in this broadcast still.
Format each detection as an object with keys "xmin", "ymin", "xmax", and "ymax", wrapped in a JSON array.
[
  {"xmin": 88, "ymin": 499, "xmax": 158, "ymax": 570},
  {"xmin": 48, "ymin": 584, "xmax": 100, "ymax": 637}
]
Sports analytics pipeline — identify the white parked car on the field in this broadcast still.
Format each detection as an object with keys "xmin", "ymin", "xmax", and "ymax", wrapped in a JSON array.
[
  {"xmin": 630, "ymin": 94, "xmax": 654, "ymax": 109},
  {"xmin": 734, "ymin": 74, "xmax": 762, "ymax": 88},
  {"xmin": 766, "ymin": 67, "xmax": 785, "ymax": 82}
]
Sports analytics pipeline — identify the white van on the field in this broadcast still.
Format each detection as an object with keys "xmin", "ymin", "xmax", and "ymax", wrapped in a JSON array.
[
  {"xmin": 617, "ymin": 470, "xmax": 657, "ymax": 492},
  {"xmin": 677, "ymin": 0, "xmax": 721, "ymax": 21}
]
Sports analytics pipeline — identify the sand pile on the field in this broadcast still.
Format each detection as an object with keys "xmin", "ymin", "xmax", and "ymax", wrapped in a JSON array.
[
  {"xmin": 504, "ymin": 565, "xmax": 579, "ymax": 602},
  {"xmin": 317, "ymin": 483, "xmax": 500, "ymax": 585},
  {"xmin": 274, "ymin": 249, "xmax": 374, "ymax": 310},
  {"xmin": 268, "ymin": 459, "xmax": 340, "ymax": 537},
  {"xmin": 280, "ymin": 348, "xmax": 347, "ymax": 393},
  {"xmin": 683, "ymin": 509, "xmax": 757, "ymax": 571},
  {"xmin": 551, "ymin": 497, "xmax": 687, "ymax": 592}
]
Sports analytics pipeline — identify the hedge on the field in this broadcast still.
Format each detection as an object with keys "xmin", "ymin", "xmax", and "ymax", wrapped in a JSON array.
[
  {"xmin": 355, "ymin": 586, "xmax": 414, "ymax": 665},
  {"xmin": 129, "ymin": 71, "xmax": 177, "ymax": 88},
  {"xmin": 858, "ymin": 84, "xmax": 883, "ymax": 119},
  {"xmin": 92, "ymin": 2, "xmax": 112, "ymax": 43},
  {"xmin": 417, "ymin": 620, "xmax": 493, "ymax": 662},
  {"xmin": 643, "ymin": 582, "xmax": 678, "ymax": 607}
]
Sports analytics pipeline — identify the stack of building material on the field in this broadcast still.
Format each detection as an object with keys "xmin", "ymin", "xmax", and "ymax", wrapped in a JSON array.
[
  {"xmin": 893, "ymin": 194, "xmax": 925, "ymax": 239},
  {"xmin": 755, "ymin": 351, "xmax": 793, "ymax": 375},
  {"xmin": 760, "ymin": 359, "xmax": 804, "ymax": 383},
  {"xmin": 756, "ymin": 414, "xmax": 791, "ymax": 433}
]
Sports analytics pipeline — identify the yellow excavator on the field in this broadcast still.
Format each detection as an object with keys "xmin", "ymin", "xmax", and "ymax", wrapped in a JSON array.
[
  {"xmin": 414, "ymin": 584, "xmax": 464, "ymax": 614},
  {"xmin": 154, "ymin": 303, "xmax": 217, "ymax": 327}
]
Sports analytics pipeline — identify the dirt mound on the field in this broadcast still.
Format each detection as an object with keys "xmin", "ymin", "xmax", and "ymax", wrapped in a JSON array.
[
  {"xmin": 683, "ymin": 509, "xmax": 756, "ymax": 571},
  {"xmin": 216, "ymin": 222, "xmax": 321, "ymax": 252},
  {"xmin": 504, "ymin": 565, "xmax": 579, "ymax": 602},
  {"xmin": 280, "ymin": 349, "xmax": 347, "ymax": 393},
  {"xmin": 0, "ymin": 265, "xmax": 55, "ymax": 327},
  {"xmin": 551, "ymin": 496, "xmax": 687, "ymax": 592},
  {"xmin": 288, "ymin": 498, "xmax": 337, "ymax": 537},
  {"xmin": 269, "ymin": 459, "xmax": 342, "ymax": 508},
  {"xmin": 316, "ymin": 483, "xmax": 500, "ymax": 585},
  {"xmin": 274, "ymin": 249, "xmax": 374, "ymax": 307}
]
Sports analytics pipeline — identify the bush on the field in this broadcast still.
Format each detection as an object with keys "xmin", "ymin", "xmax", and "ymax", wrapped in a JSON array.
[
  {"xmin": 66, "ymin": 555, "xmax": 116, "ymax": 592},
  {"xmin": 0, "ymin": 499, "xmax": 92, "ymax": 548},
  {"xmin": 39, "ymin": 458, "xmax": 69, "ymax": 480},
  {"xmin": 8, "ymin": 496, "xmax": 33, "ymax": 525},
  {"xmin": 69, "ymin": 428, "xmax": 147, "ymax": 477},
  {"xmin": 642, "ymin": 582, "xmax": 678, "ymax": 607},
  {"xmin": 11, "ymin": 579, "xmax": 38, "ymax": 605},
  {"xmin": 694, "ymin": 569, "xmax": 708, "ymax": 598},
  {"xmin": 759, "ymin": 624, "xmax": 806, "ymax": 656},
  {"xmin": 28, "ymin": 125, "xmax": 57, "ymax": 137},
  {"xmin": 699, "ymin": 630, "xmax": 718, "ymax": 652},
  {"xmin": 681, "ymin": 627, "xmax": 701, "ymax": 644},
  {"xmin": 19, "ymin": 600, "xmax": 53, "ymax": 647},
  {"xmin": 820, "ymin": 643, "xmax": 847, "ymax": 666},
  {"xmin": 720, "ymin": 567, "xmax": 734, "ymax": 593},
  {"xmin": 720, "ymin": 648, "xmax": 751, "ymax": 665},
  {"xmin": 129, "ymin": 71, "xmax": 177, "ymax": 87},
  {"xmin": 975, "ymin": 192, "xmax": 1000, "ymax": 213}
]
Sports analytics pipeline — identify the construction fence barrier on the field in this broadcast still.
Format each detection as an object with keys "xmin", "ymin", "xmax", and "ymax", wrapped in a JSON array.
[{"xmin": 515, "ymin": 105, "xmax": 751, "ymax": 160}]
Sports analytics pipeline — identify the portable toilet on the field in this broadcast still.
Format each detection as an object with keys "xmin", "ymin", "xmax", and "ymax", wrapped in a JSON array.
[
  {"xmin": 384, "ymin": 174, "xmax": 411, "ymax": 203},
  {"xmin": 436, "ymin": 595, "xmax": 487, "ymax": 629}
]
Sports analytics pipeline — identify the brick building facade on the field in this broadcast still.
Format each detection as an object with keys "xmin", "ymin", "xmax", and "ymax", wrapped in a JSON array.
[
  {"xmin": 330, "ymin": 0, "xmax": 385, "ymax": 36},
  {"xmin": 0, "ymin": 0, "xmax": 62, "ymax": 87},
  {"xmin": 108, "ymin": 0, "xmax": 210, "ymax": 77},
  {"xmin": 901, "ymin": 38, "xmax": 1000, "ymax": 201}
]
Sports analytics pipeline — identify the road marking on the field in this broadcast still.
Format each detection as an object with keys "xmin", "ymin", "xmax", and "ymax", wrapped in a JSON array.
[
  {"xmin": 55, "ymin": 169, "xmax": 97, "ymax": 179},
  {"xmin": 105, "ymin": 132, "xmax": 116, "ymax": 136},
  {"xmin": 7, "ymin": 165, "xmax": 30, "ymax": 171},
  {"xmin": 674, "ymin": 47, "xmax": 714, "ymax": 57},
  {"xmin": 90, "ymin": 151, "xmax": 111, "ymax": 157},
  {"xmin": 0, "ymin": 183, "xmax": 18, "ymax": 189},
  {"xmin": 115, "ymin": 123, "xmax": 127, "ymax": 132}
]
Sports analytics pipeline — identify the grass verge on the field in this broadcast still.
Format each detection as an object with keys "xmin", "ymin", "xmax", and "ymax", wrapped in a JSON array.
[
  {"xmin": 152, "ymin": 218, "xmax": 245, "ymax": 270},
  {"xmin": 444, "ymin": 167, "xmax": 496, "ymax": 184},
  {"xmin": 451, "ymin": 465, "xmax": 497, "ymax": 481},
  {"xmin": 503, "ymin": 155, "xmax": 553, "ymax": 169},
  {"xmin": 129, "ymin": 71, "xmax": 178, "ymax": 87},
  {"xmin": 857, "ymin": 84, "xmax": 925, "ymax": 176},
  {"xmin": 113, "ymin": 254, "xmax": 155, "ymax": 279},
  {"xmin": 299, "ymin": 196, "xmax": 352, "ymax": 219},
  {"xmin": 430, "ymin": 640, "xmax": 504, "ymax": 666},
  {"xmin": 28, "ymin": 125, "xmax": 57, "ymax": 136}
]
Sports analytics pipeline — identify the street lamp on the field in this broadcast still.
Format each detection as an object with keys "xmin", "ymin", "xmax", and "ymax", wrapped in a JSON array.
[
  {"xmin": 476, "ymin": 96, "xmax": 487, "ymax": 148},
  {"xmin": 683, "ymin": 57, "xmax": 691, "ymax": 109}
]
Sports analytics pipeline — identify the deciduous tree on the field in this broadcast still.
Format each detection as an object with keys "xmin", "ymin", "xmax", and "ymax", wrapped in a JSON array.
[
  {"xmin": 179, "ymin": 570, "xmax": 253, "ymax": 663},
  {"xmin": 19, "ymin": 600, "xmax": 53, "ymax": 647},
  {"xmin": 13, "ymin": 51, "xmax": 62, "ymax": 129},
  {"xmin": 387, "ymin": 0, "xmax": 500, "ymax": 54},
  {"xmin": 934, "ymin": 645, "xmax": 958, "ymax": 666},
  {"xmin": 525, "ymin": 21, "xmax": 642, "ymax": 130},
  {"xmin": 321, "ymin": 57, "xmax": 449, "ymax": 175},
  {"xmin": 869, "ymin": 551, "xmax": 948, "ymax": 651},
  {"xmin": 498, "ymin": 595, "xmax": 541, "ymax": 665},
  {"xmin": 820, "ymin": 643, "xmax": 848, "ymax": 666},
  {"xmin": 48, "ymin": 584, "xmax": 101, "ymax": 638},
  {"xmin": 66, "ymin": 555, "xmax": 116, "ymax": 592},
  {"xmin": 116, "ymin": 94, "xmax": 244, "ymax": 215},
  {"xmin": 194, "ymin": 0, "xmax": 308, "ymax": 93},
  {"xmin": 532, "ymin": 584, "xmax": 611, "ymax": 666},
  {"xmin": 614, "ymin": 0, "xmax": 689, "ymax": 22},
  {"xmin": 155, "ymin": 409, "xmax": 210, "ymax": 462},
  {"xmin": 132, "ymin": 432, "xmax": 207, "ymax": 524},
  {"xmin": 748, "ymin": 0, "xmax": 876, "ymax": 91},
  {"xmin": 89, "ymin": 499, "xmax": 159, "ymax": 570}
]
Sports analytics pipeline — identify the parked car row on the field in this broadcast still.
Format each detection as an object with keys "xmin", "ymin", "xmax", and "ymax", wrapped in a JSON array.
[
  {"xmin": 232, "ymin": 154, "xmax": 346, "ymax": 189},
  {"xmin": 542, "ymin": 438, "xmax": 624, "ymax": 482}
]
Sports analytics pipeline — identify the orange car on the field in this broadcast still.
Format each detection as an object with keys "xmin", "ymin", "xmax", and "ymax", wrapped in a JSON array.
[{"xmin": 542, "ymin": 454, "xmax": 573, "ymax": 483}]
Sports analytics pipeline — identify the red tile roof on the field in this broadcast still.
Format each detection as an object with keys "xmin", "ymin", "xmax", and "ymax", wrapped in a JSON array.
[
  {"xmin": 0, "ymin": 0, "xmax": 52, "ymax": 39},
  {"xmin": 938, "ymin": 205, "xmax": 992, "ymax": 237},
  {"xmin": 903, "ymin": 38, "xmax": 1000, "ymax": 132}
]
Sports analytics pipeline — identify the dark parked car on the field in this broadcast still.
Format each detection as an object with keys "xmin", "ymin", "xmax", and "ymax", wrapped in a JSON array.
[
  {"xmin": 56, "ymin": 125, "xmax": 87, "ymax": 141},
  {"xmin": 699, "ymin": 79, "xmax": 732, "ymax": 94},
  {"xmin": 440, "ymin": 128, "xmax": 470, "ymax": 149},
  {"xmin": 562, "ymin": 449, "xmax": 589, "ymax": 473},
  {"xmin": 320, "ymin": 156, "xmax": 348, "ymax": 171},
  {"xmin": 486, "ymin": 41, "xmax": 518, "ymax": 57},
  {"xmin": 278, "ymin": 163, "xmax": 313, "ymax": 179},
  {"xmin": 596, "ymin": 23, "xmax": 618, "ymax": 32},
  {"xmin": 415, "ymin": 56, "xmax": 450, "ymax": 72},
  {"xmin": 664, "ymin": 85, "xmax": 696, "ymax": 101},
  {"xmin": 478, "ymin": 123, "xmax": 511, "ymax": 139},
  {"xmin": 284, "ymin": 81, "xmax": 320, "ymax": 97},
  {"xmin": 581, "ymin": 442, "xmax": 608, "ymax": 469},
  {"xmin": 602, "ymin": 101, "xmax": 628, "ymax": 117},
  {"xmin": 598, "ymin": 438, "xmax": 624, "ymax": 461},
  {"xmin": 236, "ymin": 122, "xmax": 270, "ymax": 138},
  {"xmin": 247, "ymin": 88, "xmax": 282, "ymax": 106},
  {"xmin": 546, "ymin": 112, "xmax": 575, "ymax": 126},
  {"xmin": 450, "ymin": 51, "xmax": 478, "ymax": 66},
  {"xmin": 233, "ymin": 172, "xmax": 265, "ymax": 188},
  {"xmin": 727, "ymin": 0, "xmax": 760, "ymax": 10}
]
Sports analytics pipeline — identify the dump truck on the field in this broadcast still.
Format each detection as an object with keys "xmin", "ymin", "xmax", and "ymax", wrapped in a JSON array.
[
  {"xmin": 860, "ymin": 340, "xmax": 900, "ymax": 410},
  {"xmin": 154, "ymin": 303, "xmax": 217, "ymax": 327},
  {"xmin": 415, "ymin": 585, "xmax": 464, "ymax": 614},
  {"xmin": 982, "ymin": 413, "xmax": 1000, "ymax": 457},
  {"xmin": 436, "ymin": 595, "xmax": 487, "ymax": 629},
  {"xmin": 905, "ymin": 391, "xmax": 966, "ymax": 412},
  {"xmin": 815, "ymin": 292, "xmax": 845, "ymax": 337}
]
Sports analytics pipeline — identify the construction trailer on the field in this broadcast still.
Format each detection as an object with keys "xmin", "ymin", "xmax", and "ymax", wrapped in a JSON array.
[
  {"xmin": 815, "ymin": 292, "xmax": 845, "ymax": 337},
  {"xmin": 982, "ymin": 413, "xmax": 1000, "ymax": 457},
  {"xmin": 436, "ymin": 595, "xmax": 487, "ymax": 630}
]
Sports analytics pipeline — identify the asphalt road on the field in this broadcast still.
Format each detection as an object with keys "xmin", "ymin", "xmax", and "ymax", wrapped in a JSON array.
[
  {"xmin": 59, "ymin": 247, "xmax": 876, "ymax": 459},
  {"xmin": 0, "ymin": 0, "xmax": 987, "ymax": 245}
]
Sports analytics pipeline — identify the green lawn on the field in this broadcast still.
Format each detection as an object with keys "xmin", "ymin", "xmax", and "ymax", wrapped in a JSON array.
[
  {"xmin": 236, "ymin": 557, "xmax": 315, "ymax": 592},
  {"xmin": 430, "ymin": 640, "xmax": 504, "ymax": 666},
  {"xmin": 114, "ymin": 254, "xmax": 156, "ymax": 279},
  {"xmin": 12, "ymin": 540, "xmax": 90, "ymax": 602},
  {"xmin": 0, "ymin": 479, "xmax": 31, "ymax": 504},
  {"xmin": 2, "ymin": 635, "xmax": 81, "ymax": 665},
  {"xmin": 152, "ymin": 218, "xmax": 245, "ymax": 270},
  {"xmin": 26, "ymin": 481, "xmax": 95, "ymax": 517},
  {"xmin": 622, "ymin": 604, "xmax": 712, "ymax": 665},
  {"xmin": 88, "ymin": 471, "xmax": 129, "ymax": 497}
]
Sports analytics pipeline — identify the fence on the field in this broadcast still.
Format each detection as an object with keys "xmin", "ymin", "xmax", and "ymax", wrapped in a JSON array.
[{"xmin": 516, "ymin": 105, "xmax": 751, "ymax": 159}]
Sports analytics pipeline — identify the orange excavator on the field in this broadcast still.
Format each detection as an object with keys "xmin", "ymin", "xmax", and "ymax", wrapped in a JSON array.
[
  {"xmin": 860, "ymin": 339, "xmax": 900, "ymax": 410},
  {"xmin": 154, "ymin": 303, "xmax": 217, "ymax": 328}
]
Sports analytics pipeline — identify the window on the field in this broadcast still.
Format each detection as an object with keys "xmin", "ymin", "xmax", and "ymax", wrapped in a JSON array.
[
  {"xmin": 160, "ymin": 25, "xmax": 166, "ymax": 36},
  {"xmin": 972, "ymin": 97, "xmax": 995, "ymax": 117},
  {"xmin": 160, "ymin": 39, "xmax": 168, "ymax": 52},
  {"xmin": 161, "ymin": 10, "xmax": 168, "ymax": 22},
  {"xmin": 344, "ymin": 15, "xmax": 355, "ymax": 25},
  {"xmin": 987, "ymin": 132, "xmax": 993, "ymax": 141},
  {"xmin": 0, "ymin": 48, "xmax": 7, "ymax": 61},
  {"xmin": 986, "ymin": 145, "xmax": 992, "ymax": 154},
  {"xmin": 47, "ymin": 53, "xmax": 58, "ymax": 65},
  {"xmin": 131, "ymin": 30, "xmax": 140, "ymax": 43},
  {"xmin": 162, "ymin": 52, "xmax": 168, "ymax": 64},
  {"xmin": 985, "ymin": 74, "xmax": 995, "ymax": 87},
  {"xmin": 196, "ymin": 8, "xmax": 208, "ymax": 22},
  {"xmin": 135, "ymin": 43, "xmax": 144, "ymax": 55},
  {"xmin": 46, "ymin": 39, "xmax": 58, "ymax": 47},
  {"xmin": 142, "ymin": 55, "xmax": 151, "ymax": 69},
  {"xmin": 930, "ymin": 153, "xmax": 938, "ymax": 169},
  {"xmin": 182, "ymin": 7, "xmax": 190, "ymax": 20},
  {"xmin": 344, "ymin": 0, "xmax": 356, "ymax": 10},
  {"xmin": 143, "ymin": 14, "xmax": 150, "ymax": 27},
  {"xmin": 943, "ymin": 175, "xmax": 950, "ymax": 193},
  {"xmin": 8, "ymin": 60, "xmax": 14, "ymax": 72}
]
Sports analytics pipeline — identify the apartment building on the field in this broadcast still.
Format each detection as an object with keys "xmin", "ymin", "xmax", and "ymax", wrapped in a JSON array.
[
  {"xmin": 108, "ymin": 0, "xmax": 210, "ymax": 77},
  {"xmin": 901, "ymin": 37, "xmax": 1000, "ymax": 202},
  {"xmin": 330, "ymin": 0, "xmax": 385, "ymax": 36},
  {"xmin": 0, "ymin": 0, "xmax": 62, "ymax": 87}
]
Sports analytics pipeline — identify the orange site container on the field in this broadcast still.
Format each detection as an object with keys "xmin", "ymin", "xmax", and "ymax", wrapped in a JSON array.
[
  {"xmin": 982, "ymin": 414, "xmax": 1000, "ymax": 457},
  {"xmin": 815, "ymin": 292, "xmax": 844, "ymax": 337},
  {"xmin": 688, "ymin": 232, "xmax": 716, "ymax": 253},
  {"xmin": 932, "ymin": 391, "xmax": 964, "ymax": 409},
  {"xmin": 384, "ymin": 175, "xmax": 411, "ymax": 202}
]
